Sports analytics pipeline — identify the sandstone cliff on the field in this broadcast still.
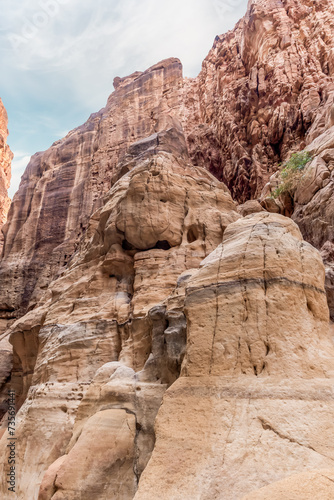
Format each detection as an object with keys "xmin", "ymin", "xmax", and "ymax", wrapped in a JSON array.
[
  {"xmin": 0, "ymin": 122, "xmax": 240, "ymax": 499},
  {"xmin": 261, "ymin": 125, "xmax": 334, "ymax": 319},
  {"xmin": 1, "ymin": 0, "xmax": 334, "ymax": 499},
  {"xmin": 2, "ymin": 1, "xmax": 334, "ymax": 325},
  {"xmin": 182, "ymin": 0, "xmax": 334, "ymax": 202},
  {"xmin": 0, "ymin": 99, "xmax": 12, "ymax": 255},
  {"xmin": 135, "ymin": 213, "xmax": 334, "ymax": 499},
  {"xmin": 0, "ymin": 58, "xmax": 184, "ymax": 320}
]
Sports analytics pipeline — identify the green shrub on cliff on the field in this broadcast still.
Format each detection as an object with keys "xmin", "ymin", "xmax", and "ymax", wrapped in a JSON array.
[{"xmin": 271, "ymin": 151, "xmax": 313, "ymax": 199}]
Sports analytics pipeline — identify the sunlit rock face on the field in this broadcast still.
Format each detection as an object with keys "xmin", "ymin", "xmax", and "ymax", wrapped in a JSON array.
[
  {"xmin": 3, "ymin": 1, "xmax": 334, "ymax": 323},
  {"xmin": 0, "ymin": 98, "xmax": 12, "ymax": 256},
  {"xmin": 0, "ymin": 58, "xmax": 184, "ymax": 319},
  {"xmin": 0, "ymin": 126, "xmax": 240, "ymax": 499},
  {"xmin": 135, "ymin": 214, "xmax": 334, "ymax": 500}
]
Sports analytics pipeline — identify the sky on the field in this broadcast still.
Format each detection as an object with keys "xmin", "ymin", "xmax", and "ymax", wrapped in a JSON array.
[{"xmin": 0, "ymin": 0, "xmax": 249, "ymax": 197}]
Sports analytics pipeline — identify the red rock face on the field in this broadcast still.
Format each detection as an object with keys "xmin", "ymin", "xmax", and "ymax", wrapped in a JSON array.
[
  {"xmin": 0, "ymin": 99, "xmax": 12, "ymax": 255},
  {"xmin": 182, "ymin": 0, "xmax": 334, "ymax": 202}
]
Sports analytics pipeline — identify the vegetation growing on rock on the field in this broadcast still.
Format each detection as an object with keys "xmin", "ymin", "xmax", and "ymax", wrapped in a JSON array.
[{"xmin": 271, "ymin": 151, "xmax": 313, "ymax": 199}]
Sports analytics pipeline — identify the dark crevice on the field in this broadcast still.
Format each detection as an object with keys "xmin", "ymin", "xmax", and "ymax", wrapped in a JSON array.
[
  {"xmin": 187, "ymin": 225, "xmax": 199, "ymax": 244},
  {"xmin": 154, "ymin": 240, "xmax": 171, "ymax": 250},
  {"xmin": 122, "ymin": 239, "xmax": 136, "ymax": 251}
]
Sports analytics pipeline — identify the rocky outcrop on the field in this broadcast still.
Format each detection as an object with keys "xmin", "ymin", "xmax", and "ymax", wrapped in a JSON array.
[
  {"xmin": 1, "ymin": 1, "xmax": 334, "ymax": 498},
  {"xmin": 0, "ymin": 129, "xmax": 240, "ymax": 498},
  {"xmin": 182, "ymin": 0, "xmax": 334, "ymax": 202},
  {"xmin": 3, "ymin": 1, "xmax": 334, "ymax": 324},
  {"xmin": 0, "ymin": 59, "xmax": 184, "ymax": 319},
  {"xmin": 242, "ymin": 468, "xmax": 334, "ymax": 500},
  {"xmin": 261, "ymin": 126, "xmax": 334, "ymax": 318},
  {"xmin": 0, "ymin": 99, "xmax": 12, "ymax": 255},
  {"xmin": 135, "ymin": 213, "xmax": 334, "ymax": 499}
]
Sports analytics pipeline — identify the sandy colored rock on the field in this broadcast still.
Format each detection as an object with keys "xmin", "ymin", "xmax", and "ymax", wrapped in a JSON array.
[
  {"xmin": 183, "ymin": 213, "xmax": 332, "ymax": 378},
  {"xmin": 237, "ymin": 200, "xmax": 265, "ymax": 217},
  {"xmin": 0, "ymin": 134, "xmax": 239, "ymax": 499},
  {"xmin": 1, "ymin": 1, "xmax": 334, "ymax": 498},
  {"xmin": 135, "ymin": 213, "xmax": 334, "ymax": 499},
  {"xmin": 50, "ymin": 409, "xmax": 137, "ymax": 500},
  {"xmin": 242, "ymin": 469, "xmax": 334, "ymax": 500},
  {"xmin": 0, "ymin": 59, "xmax": 184, "ymax": 318},
  {"xmin": 3, "ymin": 0, "xmax": 334, "ymax": 323}
]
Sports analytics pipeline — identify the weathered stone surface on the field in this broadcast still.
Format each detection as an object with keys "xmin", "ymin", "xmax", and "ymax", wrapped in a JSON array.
[
  {"xmin": 135, "ymin": 214, "xmax": 334, "ymax": 499},
  {"xmin": 2, "ymin": 1, "xmax": 334, "ymax": 498},
  {"xmin": 47, "ymin": 408, "xmax": 137, "ymax": 500},
  {"xmin": 242, "ymin": 469, "xmax": 334, "ymax": 500},
  {"xmin": 261, "ymin": 127, "xmax": 334, "ymax": 318},
  {"xmin": 0, "ymin": 139, "xmax": 239, "ymax": 499},
  {"xmin": 182, "ymin": 0, "xmax": 334, "ymax": 202},
  {"xmin": 0, "ymin": 59, "xmax": 184, "ymax": 319},
  {"xmin": 3, "ymin": 0, "xmax": 334, "ymax": 323},
  {"xmin": 0, "ymin": 98, "xmax": 12, "ymax": 253},
  {"xmin": 237, "ymin": 200, "xmax": 265, "ymax": 217}
]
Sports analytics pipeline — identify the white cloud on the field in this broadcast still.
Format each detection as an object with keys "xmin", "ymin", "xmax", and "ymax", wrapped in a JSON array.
[{"xmin": 8, "ymin": 153, "xmax": 32, "ymax": 198}]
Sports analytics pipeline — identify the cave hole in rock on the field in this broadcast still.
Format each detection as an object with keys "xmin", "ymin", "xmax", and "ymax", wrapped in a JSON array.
[
  {"xmin": 187, "ymin": 225, "xmax": 200, "ymax": 244},
  {"xmin": 154, "ymin": 240, "xmax": 171, "ymax": 250},
  {"xmin": 122, "ymin": 239, "xmax": 137, "ymax": 251}
]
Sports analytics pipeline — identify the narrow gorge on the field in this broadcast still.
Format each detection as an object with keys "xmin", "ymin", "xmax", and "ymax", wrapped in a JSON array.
[{"xmin": 0, "ymin": 0, "xmax": 334, "ymax": 498}]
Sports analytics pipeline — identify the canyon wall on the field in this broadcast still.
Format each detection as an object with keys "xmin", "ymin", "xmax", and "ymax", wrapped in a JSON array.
[
  {"xmin": 0, "ymin": 99, "xmax": 12, "ymax": 255},
  {"xmin": 182, "ymin": 0, "xmax": 334, "ymax": 202},
  {"xmin": 0, "ymin": 59, "xmax": 184, "ymax": 320},
  {"xmin": 1, "ymin": 0, "xmax": 334, "ymax": 499},
  {"xmin": 2, "ymin": 1, "xmax": 334, "ymax": 325},
  {"xmin": 0, "ymin": 124, "xmax": 240, "ymax": 500}
]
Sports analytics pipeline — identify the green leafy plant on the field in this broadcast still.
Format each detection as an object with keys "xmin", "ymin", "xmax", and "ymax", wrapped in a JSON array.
[{"xmin": 271, "ymin": 151, "xmax": 313, "ymax": 199}]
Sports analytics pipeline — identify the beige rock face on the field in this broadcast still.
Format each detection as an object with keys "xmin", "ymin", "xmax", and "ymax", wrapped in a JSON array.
[
  {"xmin": 0, "ymin": 99, "xmax": 12, "ymax": 254},
  {"xmin": 0, "ymin": 58, "xmax": 184, "ymax": 319},
  {"xmin": 3, "ymin": 0, "xmax": 334, "ymax": 325},
  {"xmin": 242, "ymin": 469, "xmax": 334, "ymax": 500},
  {"xmin": 1, "ymin": 1, "xmax": 334, "ymax": 498},
  {"xmin": 135, "ymin": 214, "xmax": 334, "ymax": 500},
  {"xmin": 261, "ymin": 126, "xmax": 334, "ymax": 318},
  {"xmin": 0, "ymin": 140, "xmax": 239, "ymax": 499}
]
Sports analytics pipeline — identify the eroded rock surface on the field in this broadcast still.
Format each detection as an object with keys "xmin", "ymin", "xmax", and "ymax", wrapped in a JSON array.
[
  {"xmin": 182, "ymin": 0, "xmax": 334, "ymax": 202},
  {"xmin": 135, "ymin": 214, "xmax": 334, "ymax": 500},
  {"xmin": 1, "ymin": 1, "xmax": 334, "ymax": 498},
  {"xmin": 3, "ymin": 1, "xmax": 334, "ymax": 324},
  {"xmin": 261, "ymin": 126, "xmax": 334, "ymax": 318},
  {"xmin": 0, "ymin": 58, "xmax": 184, "ymax": 319},
  {"xmin": 0, "ymin": 99, "xmax": 12, "ymax": 255},
  {"xmin": 0, "ymin": 135, "xmax": 239, "ymax": 498}
]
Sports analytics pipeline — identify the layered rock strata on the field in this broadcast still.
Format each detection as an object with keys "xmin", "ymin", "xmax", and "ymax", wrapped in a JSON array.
[
  {"xmin": 182, "ymin": 0, "xmax": 334, "ymax": 202},
  {"xmin": 135, "ymin": 213, "xmax": 334, "ymax": 499},
  {"xmin": 0, "ymin": 0, "xmax": 334, "ymax": 498},
  {"xmin": 3, "ymin": 0, "xmax": 334, "ymax": 326},
  {"xmin": 0, "ymin": 138, "xmax": 239, "ymax": 498},
  {"xmin": 0, "ymin": 59, "xmax": 184, "ymax": 319}
]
